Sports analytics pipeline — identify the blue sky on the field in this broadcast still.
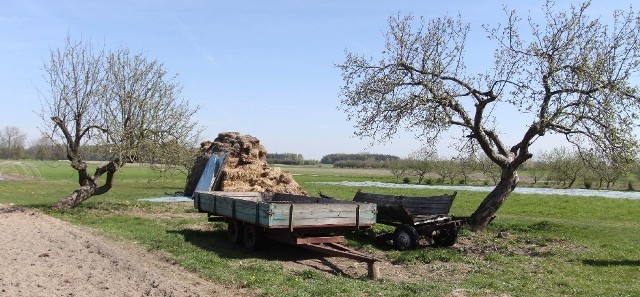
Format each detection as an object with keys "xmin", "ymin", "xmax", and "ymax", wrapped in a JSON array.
[{"xmin": 0, "ymin": 0, "xmax": 634, "ymax": 160}]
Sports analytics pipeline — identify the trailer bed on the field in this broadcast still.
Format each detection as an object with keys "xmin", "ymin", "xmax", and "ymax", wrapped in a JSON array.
[
  {"xmin": 353, "ymin": 190, "xmax": 466, "ymax": 250},
  {"xmin": 194, "ymin": 191, "xmax": 377, "ymax": 230},
  {"xmin": 353, "ymin": 190, "xmax": 455, "ymax": 226},
  {"xmin": 194, "ymin": 191, "xmax": 381, "ymax": 279}
]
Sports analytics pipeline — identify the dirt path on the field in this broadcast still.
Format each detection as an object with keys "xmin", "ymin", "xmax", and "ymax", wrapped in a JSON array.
[{"xmin": 0, "ymin": 204, "xmax": 245, "ymax": 297}]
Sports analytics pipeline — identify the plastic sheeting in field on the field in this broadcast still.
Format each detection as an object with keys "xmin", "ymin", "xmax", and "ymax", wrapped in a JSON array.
[
  {"xmin": 139, "ymin": 196, "xmax": 193, "ymax": 203},
  {"xmin": 312, "ymin": 181, "xmax": 640, "ymax": 200}
]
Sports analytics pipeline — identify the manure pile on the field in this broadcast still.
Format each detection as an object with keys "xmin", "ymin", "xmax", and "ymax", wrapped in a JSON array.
[{"xmin": 184, "ymin": 132, "xmax": 307, "ymax": 196}]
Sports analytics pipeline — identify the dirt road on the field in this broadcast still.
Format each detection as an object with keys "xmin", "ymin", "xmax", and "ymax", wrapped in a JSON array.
[{"xmin": 0, "ymin": 204, "xmax": 244, "ymax": 297}]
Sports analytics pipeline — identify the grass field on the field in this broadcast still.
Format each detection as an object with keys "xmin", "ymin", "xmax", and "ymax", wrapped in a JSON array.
[{"xmin": 0, "ymin": 160, "xmax": 638, "ymax": 296}]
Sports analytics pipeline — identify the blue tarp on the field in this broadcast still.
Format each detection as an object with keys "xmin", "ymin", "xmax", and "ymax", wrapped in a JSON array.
[
  {"xmin": 193, "ymin": 153, "xmax": 227, "ymax": 196},
  {"xmin": 139, "ymin": 153, "xmax": 227, "ymax": 203}
]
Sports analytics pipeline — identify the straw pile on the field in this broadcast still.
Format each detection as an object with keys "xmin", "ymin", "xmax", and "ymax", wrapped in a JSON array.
[{"xmin": 184, "ymin": 132, "xmax": 307, "ymax": 196}]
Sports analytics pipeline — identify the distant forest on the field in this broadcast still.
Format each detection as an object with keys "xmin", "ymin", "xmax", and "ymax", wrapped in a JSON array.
[
  {"xmin": 320, "ymin": 153, "xmax": 399, "ymax": 164},
  {"xmin": 266, "ymin": 153, "xmax": 318, "ymax": 165},
  {"xmin": 318, "ymin": 153, "xmax": 399, "ymax": 168},
  {"xmin": 266, "ymin": 152, "xmax": 399, "ymax": 168}
]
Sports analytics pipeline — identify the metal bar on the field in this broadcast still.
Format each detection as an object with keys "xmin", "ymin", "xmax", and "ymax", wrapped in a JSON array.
[
  {"xmin": 356, "ymin": 205, "xmax": 360, "ymax": 230},
  {"xmin": 295, "ymin": 236, "xmax": 345, "ymax": 244},
  {"xmin": 298, "ymin": 242, "xmax": 380, "ymax": 279},
  {"xmin": 207, "ymin": 215, "xmax": 225, "ymax": 222},
  {"xmin": 261, "ymin": 223, "xmax": 374, "ymax": 230},
  {"xmin": 300, "ymin": 243, "xmax": 378, "ymax": 263},
  {"xmin": 289, "ymin": 204, "xmax": 294, "ymax": 232},
  {"xmin": 264, "ymin": 232, "xmax": 346, "ymax": 245}
]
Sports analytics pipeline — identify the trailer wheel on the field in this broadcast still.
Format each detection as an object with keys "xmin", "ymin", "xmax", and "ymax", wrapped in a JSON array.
[
  {"xmin": 393, "ymin": 224, "xmax": 418, "ymax": 250},
  {"xmin": 243, "ymin": 224, "xmax": 264, "ymax": 250},
  {"xmin": 433, "ymin": 229, "xmax": 458, "ymax": 247},
  {"xmin": 227, "ymin": 220, "xmax": 244, "ymax": 244}
]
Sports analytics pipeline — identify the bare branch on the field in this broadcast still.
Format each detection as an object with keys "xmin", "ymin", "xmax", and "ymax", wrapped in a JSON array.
[{"xmin": 338, "ymin": 1, "xmax": 640, "ymax": 229}]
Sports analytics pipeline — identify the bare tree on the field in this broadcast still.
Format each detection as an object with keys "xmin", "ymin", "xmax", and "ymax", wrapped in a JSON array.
[
  {"xmin": 338, "ymin": 1, "xmax": 640, "ymax": 229},
  {"xmin": 455, "ymin": 152, "xmax": 478, "ymax": 185},
  {"xmin": 407, "ymin": 147, "xmax": 437, "ymax": 184},
  {"xmin": 582, "ymin": 150, "xmax": 631, "ymax": 189},
  {"xmin": 388, "ymin": 158, "xmax": 409, "ymax": 182},
  {"xmin": 544, "ymin": 147, "xmax": 583, "ymax": 188},
  {"xmin": 478, "ymin": 155, "xmax": 501, "ymax": 186},
  {"xmin": 522, "ymin": 158, "xmax": 546, "ymax": 185},
  {"xmin": 0, "ymin": 126, "xmax": 27, "ymax": 159},
  {"xmin": 432, "ymin": 157, "xmax": 459, "ymax": 185},
  {"xmin": 39, "ymin": 36, "xmax": 201, "ymax": 209}
]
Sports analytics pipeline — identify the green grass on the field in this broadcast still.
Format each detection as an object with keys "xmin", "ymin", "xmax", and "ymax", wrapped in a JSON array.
[{"xmin": 1, "ymin": 160, "xmax": 639, "ymax": 297}]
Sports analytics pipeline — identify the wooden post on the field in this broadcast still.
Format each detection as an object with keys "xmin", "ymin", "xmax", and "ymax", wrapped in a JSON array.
[{"xmin": 368, "ymin": 261, "xmax": 380, "ymax": 280}]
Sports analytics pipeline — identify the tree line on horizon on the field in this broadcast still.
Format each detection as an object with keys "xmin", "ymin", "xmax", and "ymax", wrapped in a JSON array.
[
  {"xmin": 386, "ymin": 147, "xmax": 639, "ymax": 191},
  {"xmin": 1, "ymin": 127, "xmax": 398, "ymax": 166},
  {"xmin": 265, "ymin": 152, "xmax": 399, "ymax": 167}
]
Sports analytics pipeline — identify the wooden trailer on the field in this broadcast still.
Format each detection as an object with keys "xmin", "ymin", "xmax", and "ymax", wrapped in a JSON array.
[
  {"xmin": 193, "ymin": 191, "xmax": 381, "ymax": 279},
  {"xmin": 352, "ymin": 190, "xmax": 467, "ymax": 250}
]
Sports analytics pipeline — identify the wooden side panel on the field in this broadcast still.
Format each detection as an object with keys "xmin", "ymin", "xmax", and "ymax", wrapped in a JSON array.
[
  {"xmin": 214, "ymin": 195, "xmax": 235, "ymax": 218},
  {"xmin": 377, "ymin": 206, "xmax": 413, "ymax": 225},
  {"xmin": 195, "ymin": 191, "xmax": 377, "ymax": 229},
  {"xmin": 193, "ymin": 192, "xmax": 200, "ymax": 210},
  {"xmin": 352, "ymin": 191, "xmax": 411, "ymax": 224},
  {"xmin": 194, "ymin": 191, "xmax": 262, "ymax": 218},
  {"xmin": 233, "ymin": 199, "xmax": 272, "ymax": 226},
  {"xmin": 353, "ymin": 191, "xmax": 456, "ymax": 224},
  {"xmin": 352, "ymin": 191, "xmax": 401, "ymax": 206},
  {"xmin": 399, "ymin": 195, "xmax": 455, "ymax": 215},
  {"xmin": 194, "ymin": 191, "xmax": 217, "ymax": 213},
  {"xmin": 267, "ymin": 203, "xmax": 376, "ymax": 228}
]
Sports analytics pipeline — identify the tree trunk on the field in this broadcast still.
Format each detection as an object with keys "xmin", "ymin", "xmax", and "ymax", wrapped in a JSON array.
[
  {"xmin": 51, "ymin": 160, "xmax": 120, "ymax": 209},
  {"xmin": 469, "ymin": 167, "xmax": 519, "ymax": 230},
  {"xmin": 51, "ymin": 181, "xmax": 97, "ymax": 209}
]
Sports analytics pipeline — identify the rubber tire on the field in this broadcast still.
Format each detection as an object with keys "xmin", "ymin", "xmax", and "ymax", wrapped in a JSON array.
[
  {"xmin": 243, "ymin": 224, "xmax": 264, "ymax": 250},
  {"xmin": 393, "ymin": 224, "xmax": 418, "ymax": 250},
  {"xmin": 227, "ymin": 220, "xmax": 244, "ymax": 244},
  {"xmin": 433, "ymin": 229, "xmax": 458, "ymax": 247}
]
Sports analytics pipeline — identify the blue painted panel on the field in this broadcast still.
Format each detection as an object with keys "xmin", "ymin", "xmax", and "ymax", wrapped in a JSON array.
[{"xmin": 193, "ymin": 153, "xmax": 227, "ymax": 195}]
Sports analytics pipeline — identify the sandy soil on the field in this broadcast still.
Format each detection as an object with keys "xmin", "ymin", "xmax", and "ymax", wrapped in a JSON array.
[
  {"xmin": 0, "ymin": 202, "xmax": 572, "ymax": 297},
  {"xmin": 0, "ymin": 204, "xmax": 245, "ymax": 297},
  {"xmin": 0, "ymin": 202, "xmax": 453, "ymax": 297}
]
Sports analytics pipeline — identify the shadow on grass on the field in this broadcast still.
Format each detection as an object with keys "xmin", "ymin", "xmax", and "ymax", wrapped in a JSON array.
[
  {"xmin": 168, "ymin": 228, "xmax": 358, "ymax": 277},
  {"xmin": 24, "ymin": 203, "xmax": 56, "ymax": 210},
  {"xmin": 346, "ymin": 228, "xmax": 397, "ymax": 251},
  {"xmin": 583, "ymin": 259, "xmax": 640, "ymax": 267}
]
